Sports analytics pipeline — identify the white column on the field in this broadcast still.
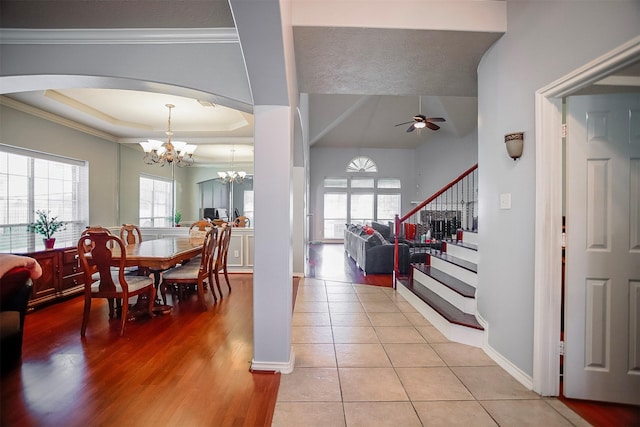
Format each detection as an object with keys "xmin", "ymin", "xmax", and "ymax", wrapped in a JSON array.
[{"xmin": 251, "ymin": 104, "xmax": 294, "ymax": 373}]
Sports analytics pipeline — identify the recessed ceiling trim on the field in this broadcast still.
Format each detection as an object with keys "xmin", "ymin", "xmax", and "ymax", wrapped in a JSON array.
[
  {"xmin": 44, "ymin": 90, "xmax": 152, "ymax": 131},
  {"xmin": 0, "ymin": 95, "xmax": 117, "ymax": 142},
  {"xmin": 0, "ymin": 28, "xmax": 239, "ymax": 45},
  {"xmin": 118, "ymin": 137, "xmax": 255, "ymax": 145}
]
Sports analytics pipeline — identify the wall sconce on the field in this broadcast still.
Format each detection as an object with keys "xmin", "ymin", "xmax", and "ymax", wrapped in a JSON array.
[{"xmin": 505, "ymin": 132, "xmax": 524, "ymax": 161}]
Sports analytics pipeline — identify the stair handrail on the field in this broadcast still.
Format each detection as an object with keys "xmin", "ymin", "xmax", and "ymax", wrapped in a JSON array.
[{"xmin": 393, "ymin": 163, "xmax": 478, "ymax": 281}]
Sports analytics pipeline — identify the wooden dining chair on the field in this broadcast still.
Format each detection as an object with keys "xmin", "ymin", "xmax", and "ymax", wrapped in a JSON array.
[
  {"xmin": 119, "ymin": 224, "xmax": 150, "ymax": 276},
  {"xmin": 212, "ymin": 224, "xmax": 232, "ymax": 297},
  {"xmin": 120, "ymin": 224, "xmax": 142, "ymax": 245},
  {"xmin": 77, "ymin": 230, "xmax": 156, "ymax": 337},
  {"xmin": 160, "ymin": 227, "xmax": 218, "ymax": 310},
  {"xmin": 190, "ymin": 219, "xmax": 212, "ymax": 231}
]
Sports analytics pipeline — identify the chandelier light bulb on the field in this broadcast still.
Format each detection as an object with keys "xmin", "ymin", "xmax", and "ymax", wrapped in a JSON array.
[{"xmin": 139, "ymin": 104, "xmax": 195, "ymax": 167}]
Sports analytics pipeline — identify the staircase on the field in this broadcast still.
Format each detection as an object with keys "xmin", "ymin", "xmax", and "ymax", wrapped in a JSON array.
[{"xmin": 394, "ymin": 165, "xmax": 484, "ymax": 347}]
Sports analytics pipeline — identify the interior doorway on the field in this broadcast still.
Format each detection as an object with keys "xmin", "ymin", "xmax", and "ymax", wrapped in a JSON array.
[{"xmin": 533, "ymin": 36, "xmax": 640, "ymax": 398}]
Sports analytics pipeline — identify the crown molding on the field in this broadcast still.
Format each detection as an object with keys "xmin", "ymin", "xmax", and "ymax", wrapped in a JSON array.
[
  {"xmin": 0, "ymin": 95, "xmax": 118, "ymax": 142},
  {"xmin": 0, "ymin": 28, "xmax": 239, "ymax": 45}
]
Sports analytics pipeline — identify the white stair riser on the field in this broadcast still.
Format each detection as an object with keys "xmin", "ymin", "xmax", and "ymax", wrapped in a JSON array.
[
  {"xmin": 397, "ymin": 285, "xmax": 484, "ymax": 348},
  {"xmin": 430, "ymin": 257, "xmax": 477, "ymax": 288},
  {"xmin": 445, "ymin": 244, "xmax": 478, "ymax": 264},
  {"xmin": 461, "ymin": 231, "xmax": 478, "ymax": 245},
  {"xmin": 413, "ymin": 269, "xmax": 476, "ymax": 314}
]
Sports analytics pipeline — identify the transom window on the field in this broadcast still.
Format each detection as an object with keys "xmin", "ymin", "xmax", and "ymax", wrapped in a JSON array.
[
  {"xmin": 347, "ymin": 156, "xmax": 377, "ymax": 173},
  {"xmin": 0, "ymin": 144, "xmax": 88, "ymax": 252}
]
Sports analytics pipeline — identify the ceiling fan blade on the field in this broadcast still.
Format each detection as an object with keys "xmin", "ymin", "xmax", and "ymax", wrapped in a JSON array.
[
  {"xmin": 426, "ymin": 117, "xmax": 446, "ymax": 122},
  {"xmin": 394, "ymin": 121, "xmax": 414, "ymax": 127},
  {"xmin": 425, "ymin": 122, "xmax": 440, "ymax": 131},
  {"xmin": 406, "ymin": 124, "xmax": 416, "ymax": 133}
]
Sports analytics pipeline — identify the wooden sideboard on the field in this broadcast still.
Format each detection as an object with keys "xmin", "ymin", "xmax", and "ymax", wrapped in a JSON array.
[{"xmin": 25, "ymin": 247, "xmax": 85, "ymax": 308}]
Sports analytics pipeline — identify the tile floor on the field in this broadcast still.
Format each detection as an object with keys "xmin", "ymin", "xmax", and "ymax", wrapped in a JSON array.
[{"xmin": 272, "ymin": 278, "xmax": 590, "ymax": 427}]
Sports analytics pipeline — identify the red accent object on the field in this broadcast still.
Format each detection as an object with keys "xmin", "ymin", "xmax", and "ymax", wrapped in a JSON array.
[
  {"xmin": 404, "ymin": 223, "xmax": 417, "ymax": 240},
  {"xmin": 457, "ymin": 229, "xmax": 463, "ymax": 241},
  {"xmin": 43, "ymin": 238, "xmax": 55, "ymax": 250}
]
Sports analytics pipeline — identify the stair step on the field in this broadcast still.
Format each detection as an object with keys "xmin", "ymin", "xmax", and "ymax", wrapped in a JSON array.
[
  {"xmin": 445, "ymin": 239, "xmax": 478, "ymax": 252},
  {"xmin": 430, "ymin": 251, "xmax": 477, "ymax": 274},
  {"xmin": 399, "ymin": 278, "xmax": 484, "ymax": 331},
  {"xmin": 413, "ymin": 264, "xmax": 476, "ymax": 298}
]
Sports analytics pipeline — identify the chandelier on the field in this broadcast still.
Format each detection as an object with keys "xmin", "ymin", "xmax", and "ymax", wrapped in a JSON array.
[
  {"xmin": 140, "ymin": 104, "xmax": 197, "ymax": 167},
  {"xmin": 218, "ymin": 148, "xmax": 246, "ymax": 184}
]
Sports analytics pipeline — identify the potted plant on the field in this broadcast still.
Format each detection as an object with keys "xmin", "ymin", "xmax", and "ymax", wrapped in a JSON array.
[
  {"xmin": 174, "ymin": 210, "xmax": 183, "ymax": 227},
  {"xmin": 27, "ymin": 210, "xmax": 66, "ymax": 249}
]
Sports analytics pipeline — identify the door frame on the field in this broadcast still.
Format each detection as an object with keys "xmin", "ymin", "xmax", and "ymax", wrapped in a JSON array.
[{"xmin": 533, "ymin": 35, "xmax": 640, "ymax": 396}]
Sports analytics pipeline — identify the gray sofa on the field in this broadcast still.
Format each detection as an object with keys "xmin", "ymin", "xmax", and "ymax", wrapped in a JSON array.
[{"xmin": 343, "ymin": 223, "xmax": 410, "ymax": 274}]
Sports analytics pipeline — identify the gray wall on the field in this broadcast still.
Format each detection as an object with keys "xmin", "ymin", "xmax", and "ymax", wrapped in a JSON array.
[
  {"xmin": 415, "ymin": 129, "xmax": 478, "ymax": 200},
  {"xmin": 477, "ymin": 0, "xmax": 640, "ymax": 376},
  {"xmin": 0, "ymin": 106, "xmax": 200, "ymax": 228},
  {"xmin": 309, "ymin": 146, "xmax": 417, "ymax": 240},
  {"xmin": 0, "ymin": 105, "xmax": 119, "ymax": 227}
]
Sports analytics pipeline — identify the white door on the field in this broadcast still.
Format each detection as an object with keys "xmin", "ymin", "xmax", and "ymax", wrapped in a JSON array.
[{"xmin": 565, "ymin": 93, "xmax": 640, "ymax": 404}]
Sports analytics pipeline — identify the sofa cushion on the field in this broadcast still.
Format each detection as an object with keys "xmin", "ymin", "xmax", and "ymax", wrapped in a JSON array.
[
  {"xmin": 367, "ymin": 230, "xmax": 387, "ymax": 246},
  {"xmin": 371, "ymin": 222, "xmax": 390, "ymax": 240}
]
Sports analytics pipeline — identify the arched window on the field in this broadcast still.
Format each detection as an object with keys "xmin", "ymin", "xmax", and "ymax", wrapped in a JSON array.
[{"xmin": 346, "ymin": 156, "xmax": 377, "ymax": 173}]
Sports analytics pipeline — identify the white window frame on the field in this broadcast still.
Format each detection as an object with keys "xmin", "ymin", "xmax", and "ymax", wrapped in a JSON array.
[
  {"xmin": 139, "ymin": 174, "xmax": 173, "ymax": 227},
  {"xmin": 322, "ymin": 174, "xmax": 401, "ymax": 240},
  {"xmin": 0, "ymin": 144, "xmax": 88, "ymax": 253}
]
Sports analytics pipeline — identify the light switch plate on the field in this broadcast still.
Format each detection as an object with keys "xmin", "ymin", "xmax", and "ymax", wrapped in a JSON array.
[{"xmin": 500, "ymin": 193, "xmax": 511, "ymax": 209}]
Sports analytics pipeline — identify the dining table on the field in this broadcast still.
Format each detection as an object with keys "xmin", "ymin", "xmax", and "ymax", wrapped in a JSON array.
[
  {"xmin": 108, "ymin": 235, "xmax": 204, "ymax": 313},
  {"xmin": 110, "ymin": 235, "xmax": 204, "ymax": 272}
]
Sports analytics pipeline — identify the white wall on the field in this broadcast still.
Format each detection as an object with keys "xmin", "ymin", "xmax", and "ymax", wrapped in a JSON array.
[
  {"xmin": 309, "ymin": 146, "xmax": 417, "ymax": 240},
  {"xmin": 477, "ymin": 0, "xmax": 640, "ymax": 376}
]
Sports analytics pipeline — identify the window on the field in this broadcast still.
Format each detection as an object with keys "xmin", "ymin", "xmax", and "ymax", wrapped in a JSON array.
[
  {"xmin": 323, "ymin": 192, "xmax": 347, "ymax": 239},
  {"xmin": 0, "ymin": 145, "xmax": 88, "ymax": 253},
  {"xmin": 347, "ymin": 156, "xmax": 377, "ymax": 173},
  {"xmin": 322, "ymin": 174, "xmax": 401, "ymax": 240},
  {"xmin": 139, "ymin": 175, "xmax": 173, "ymax": 227},
  {"xmin": 243, "ymin": 190, "xmax": 254, "ymax": 226},
  {"xmin": 350, "ymin": 192, "xmax": 374, "ymax": 225},
  {"xmin": 377, "ymin": 194, "xmax": 401, "ymax": 222}
]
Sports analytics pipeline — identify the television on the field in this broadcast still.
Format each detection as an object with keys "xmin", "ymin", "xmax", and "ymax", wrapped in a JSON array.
[{"xmin": 203, "ymin": 208, "xmax": 219, "ymax": 220}]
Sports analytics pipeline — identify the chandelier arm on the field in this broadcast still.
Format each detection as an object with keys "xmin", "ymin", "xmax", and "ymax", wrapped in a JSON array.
[{"xmin": 140, "ymin": 103, "xmax": 194, "ymax": 167}]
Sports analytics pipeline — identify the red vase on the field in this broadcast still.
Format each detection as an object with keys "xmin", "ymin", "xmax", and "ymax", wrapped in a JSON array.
[{"xmin": 43, "ymin": 238, "xmax": 55, "ymax": 249}]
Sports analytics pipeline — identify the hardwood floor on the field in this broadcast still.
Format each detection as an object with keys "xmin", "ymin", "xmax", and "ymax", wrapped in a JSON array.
[
  {"xmin": 307, "ymin": 241, "xmax": 392, "ymax": 287},
  {"xmin": 1, "ymin": 274, "xmax": 279, "ymax": 427},
  {"xmin": 2, "ymin": 243, "xmax": 638, "ymax": 426}
]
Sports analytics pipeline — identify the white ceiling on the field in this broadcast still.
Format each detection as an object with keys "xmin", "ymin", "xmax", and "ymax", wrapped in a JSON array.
[{"xmin": 1, "ymin": 0, "xmax": 638, "ymax": 163}]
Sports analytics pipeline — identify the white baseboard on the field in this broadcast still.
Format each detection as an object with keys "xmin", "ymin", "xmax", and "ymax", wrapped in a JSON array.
[
  {"xmin": 476, "ymin": 312, "xmax": 534, "ymax": 391},
  {"xmin": 251, "ymin": 347, "xmax": 295, "ymax": 374}
]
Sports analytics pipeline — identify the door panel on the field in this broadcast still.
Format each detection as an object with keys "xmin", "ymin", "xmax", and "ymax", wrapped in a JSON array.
[{"xmin": 565, "ymin": 93, "xmax": 640, "ymax": 405}]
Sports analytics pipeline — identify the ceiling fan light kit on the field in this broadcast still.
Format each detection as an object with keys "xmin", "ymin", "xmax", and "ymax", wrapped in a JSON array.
[{"xmin": 394, "ymin": 96, "xmax": 445, "ymax": 133}]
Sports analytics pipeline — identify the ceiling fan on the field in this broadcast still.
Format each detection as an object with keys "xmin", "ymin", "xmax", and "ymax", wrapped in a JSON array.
[{"xmin": 394, "ymin": 96, "xmax": 446, "ymax": 133}]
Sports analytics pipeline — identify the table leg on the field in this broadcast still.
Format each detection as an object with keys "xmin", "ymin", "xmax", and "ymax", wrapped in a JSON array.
[{"xmin": 151, "ymin": 269, "xmax": 172, "ymax": 314}]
